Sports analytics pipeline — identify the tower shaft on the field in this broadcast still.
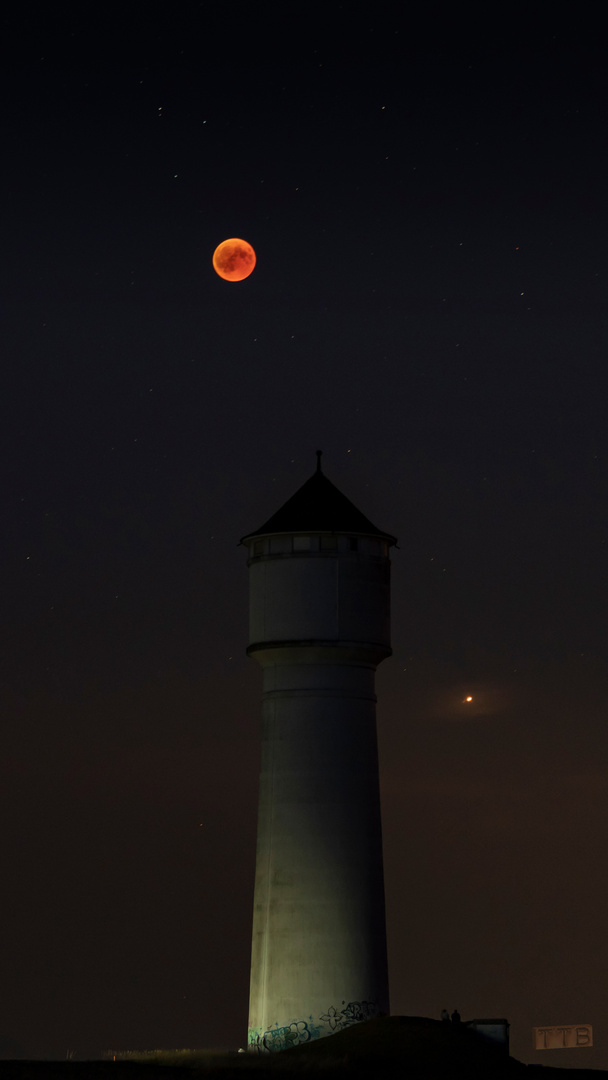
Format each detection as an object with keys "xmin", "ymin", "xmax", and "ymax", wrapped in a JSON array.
[{"xmin": 248, "ymin": 645, "xmax": 389, "ymax": 1049}]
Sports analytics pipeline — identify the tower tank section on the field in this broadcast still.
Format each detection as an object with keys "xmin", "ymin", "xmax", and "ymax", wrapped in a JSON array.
[{"xmin": 242, "ymin": 454, "xmax": 397, "ymax": 1051}]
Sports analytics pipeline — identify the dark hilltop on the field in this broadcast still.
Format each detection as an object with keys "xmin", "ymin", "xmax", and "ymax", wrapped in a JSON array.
[{"xmin": 0, "ymin": 1017, "xmax": 605, "ymax": 1080}]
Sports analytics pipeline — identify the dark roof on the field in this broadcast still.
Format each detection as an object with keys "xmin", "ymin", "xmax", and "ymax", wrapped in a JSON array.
[{"xmin": 241, "ymin": 458, "xmax": 397, "ymax": 544}]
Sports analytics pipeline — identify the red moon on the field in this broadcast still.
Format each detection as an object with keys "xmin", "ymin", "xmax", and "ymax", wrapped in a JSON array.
[{"xmin": 212, "ymin": 238, "xmax": 256, "ymax": 281}]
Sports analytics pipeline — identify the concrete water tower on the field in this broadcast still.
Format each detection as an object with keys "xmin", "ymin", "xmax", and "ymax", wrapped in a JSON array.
[{"xmin": 242, "ymin": 453, "xmax": 396, "ymax": 1051}]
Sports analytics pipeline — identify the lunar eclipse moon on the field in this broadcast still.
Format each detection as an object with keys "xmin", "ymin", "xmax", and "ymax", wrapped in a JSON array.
[{"xmin": 212, "ymin": 238, "xmax": 256, "ymax": 281}]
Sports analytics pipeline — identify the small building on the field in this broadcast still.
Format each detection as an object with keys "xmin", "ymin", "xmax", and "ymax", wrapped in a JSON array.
[{"xmin": 465, "ymin": 1018, "xmax": 510, "ymax": 1053}]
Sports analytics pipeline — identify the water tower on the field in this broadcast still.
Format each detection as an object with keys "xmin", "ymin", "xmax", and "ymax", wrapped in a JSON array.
[{"xmin": 242, "ymin": 454, "xmax": 396, "ymax": 1051}]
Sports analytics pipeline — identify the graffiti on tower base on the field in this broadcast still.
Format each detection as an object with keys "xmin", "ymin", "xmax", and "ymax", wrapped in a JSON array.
[{"xmin": 248, "ymin": 1000, "xmax": 381, "ymax": 1052}]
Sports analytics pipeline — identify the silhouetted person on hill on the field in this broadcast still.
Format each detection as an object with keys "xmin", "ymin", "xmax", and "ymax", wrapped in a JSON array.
[
  {"xmin": 441, "ymin": 1009, "xmax": 450, "ymax": 1023},
  {"xmin": 451, "ymin": 1009, "xmax": 461, "ymax": 1024}
]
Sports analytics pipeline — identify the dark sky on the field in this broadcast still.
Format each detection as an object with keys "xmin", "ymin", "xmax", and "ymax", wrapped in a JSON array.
[{"xmin": 1, "ymin": 3, "xmax": 608, "ymax": 1067}]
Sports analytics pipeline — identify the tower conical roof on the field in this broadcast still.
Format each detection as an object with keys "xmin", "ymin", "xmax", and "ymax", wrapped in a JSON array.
[{"xmin": 241, "ymin": 455, "xmax": 397, "ymax": 544}]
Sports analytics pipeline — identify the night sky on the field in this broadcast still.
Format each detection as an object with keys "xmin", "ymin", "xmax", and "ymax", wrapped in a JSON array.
[{"xmin": 2, "ymin": 4, "xmax": 608, "ymax": 1067}]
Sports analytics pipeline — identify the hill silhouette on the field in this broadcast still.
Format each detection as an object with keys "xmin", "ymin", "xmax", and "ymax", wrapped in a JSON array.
[
  {"xmin": 1, "ymin": 1017, "xmax": 606, "ymax": 1080},
  {"xmin": 280, "ymin": 1015, "xmax": 522, "ymax": 1077}
]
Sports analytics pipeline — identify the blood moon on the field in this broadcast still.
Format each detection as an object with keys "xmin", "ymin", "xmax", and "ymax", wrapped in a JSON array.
[{"xmin": 212, "ymin": 238, "xmax": 256, "ymax": 282}]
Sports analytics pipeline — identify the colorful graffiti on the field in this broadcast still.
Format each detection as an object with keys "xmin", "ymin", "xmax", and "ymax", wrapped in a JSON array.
[
  {"xmin": 248, "ymin": 1000, "xmax": 380, "ymax": 1052},
  {"xmin": 249, "ymin": 1017, "xmax": 322, "ymax": 1052}
]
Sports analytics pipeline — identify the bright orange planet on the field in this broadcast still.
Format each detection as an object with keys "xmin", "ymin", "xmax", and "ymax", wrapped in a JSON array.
[{"xmin": 212, "ymin": 238, "xmax": 256, "ymax": 282}]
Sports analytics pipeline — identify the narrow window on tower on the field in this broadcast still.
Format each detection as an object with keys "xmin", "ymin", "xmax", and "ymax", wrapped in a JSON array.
[
  {"xmin": 293, "ymin": 535, "xmax": 311, "ymax": 551},
  {"xmin": 320, "ymin": 535, "xmax": 338, "ymax": 551},
  {"xmin": 270, "ymin": 536, "xmax": 291, "ymax": 554},
  {"xmin": 254, "ymin": 540, "xmax": 265, "ymax": 556}
]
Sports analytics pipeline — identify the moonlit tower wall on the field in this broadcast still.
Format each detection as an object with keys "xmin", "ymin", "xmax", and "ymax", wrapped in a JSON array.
[{"xmin": 242, "ymin": 455, "xmax": 396, "ymax": 1051}]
